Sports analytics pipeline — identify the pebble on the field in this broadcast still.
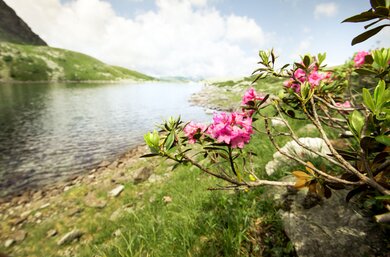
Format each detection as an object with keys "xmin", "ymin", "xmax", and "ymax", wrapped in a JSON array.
[
  {"xmin": 162, "ymin": 196, "xmax": 172, "ymax": 204},
  {"xmin": 40, "ymin": 203, "xmax": 51, "ymax": 209},
  {"xmin": 57, "ymin": 229, "xmax": 84, "ymax": 246},
  {"xmin": 20, "ymin": 210, "xmax": 32, "ymax": 219},
  {"xmin": 108, "ymin": 185, "xmax": 125, "ymax": 197},
  {"xmin": 112, "ymin": 229, "xmax": 122, "ymax": 237},
  {"xmin": 4, "ymin": 239, "xmax": 15, "ymax": 248},
  {"xmin": 47, "ymin": 229, "xmax": 58, "ymax": 238}
]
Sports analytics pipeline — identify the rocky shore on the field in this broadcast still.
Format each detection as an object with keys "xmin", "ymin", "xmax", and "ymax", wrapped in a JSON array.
[{"xmin": 0, "ymin": 143, "xmax": 172, "ymax": 255}]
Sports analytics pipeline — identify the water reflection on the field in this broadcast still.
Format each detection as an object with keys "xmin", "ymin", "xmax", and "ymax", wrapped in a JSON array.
[{"xmin": 0, "ymin": 82, "xmax": 208, "ymax": 197}]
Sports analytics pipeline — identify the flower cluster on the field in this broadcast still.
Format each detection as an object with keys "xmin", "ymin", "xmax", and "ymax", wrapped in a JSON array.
[
  {"xmin": 284, "ymin": 67, "xmax": 331, "ymax": 93},
  {"xmin": 184, "ymin": 112, "xmax": 254, "ymax": 149},
  {"xmin": 242, "ymin": 87, "xmax": 264, "ymax": 105},
  {"xmin": 183, "ymin": 121, "xmax": 207, "ymax": 144},
  {"xmin": 208, "ymin": 112, "xmax": 253, "ymax": 148},
  {"xmin": 353, "ymin": 51, "xmax": 370, "ymax": 67}
]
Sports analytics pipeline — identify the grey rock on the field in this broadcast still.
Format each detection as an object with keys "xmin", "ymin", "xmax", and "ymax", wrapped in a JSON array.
[
  {"xmin": 265, "ymin": 137, "xmax": 330, "ymax": 175},
  {"xmin": 4, "ymin": 239, "xmax": 15, "ymax": 248},
  {"xmin": 57, "ymin": 229, "xmax": 83, "ymax": 246},
  {"xmin": 133, "ymin": 167, "xmax": 152, "ymax": 184},
  {"xmin": 108, "ymin": 185, "xmax": 125, "ymax": 197},
  {"xmin": 275, "ymin": 187, "xmax": 389, "ymax": 257}
]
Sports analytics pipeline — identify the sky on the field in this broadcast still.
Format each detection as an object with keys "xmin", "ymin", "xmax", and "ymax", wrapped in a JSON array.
[{"xmin": 4, "ymin": 0, "xmax": 390, "ymax": 79}]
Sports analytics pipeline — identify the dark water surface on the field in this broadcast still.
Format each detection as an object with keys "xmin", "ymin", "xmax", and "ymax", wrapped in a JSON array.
[{"xmin": 0, "ymin": 82, "xmax": 209, "ymax": 197}]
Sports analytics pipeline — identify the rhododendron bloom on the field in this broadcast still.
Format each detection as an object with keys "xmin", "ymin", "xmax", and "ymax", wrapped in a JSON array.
[
  {"xmin": 283, "ymin": 79, "xmax": 301, "ymax": 93},
  {"xmin": 335, "ymin": 101, "xmax": 351, "ymax": 109},
  {"xmin": 308, "ymin": 71, "xmax": 326, "ymax": 87},
  {"xmin": 242, "ymin": 88, "xmax": 264, "ymax": 105},
  {"xmin": 184, "ymin": 121, "xmax": 207, "ymax": 144},
  {"xmin": 354, "ymin": 51, "xmax": 370, "ymax": 67},
  {"xmin": 294, "ymin": 68, "xmax": 306, "ymax": 83},
  {"xmin": 207, "ymin": 112, "xmax": 253, "ymax": 148}
]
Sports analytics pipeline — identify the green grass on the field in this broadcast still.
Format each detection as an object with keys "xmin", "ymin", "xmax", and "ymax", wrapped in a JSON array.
[{"xmin": 0, "ymin": 42, "xmax": 155, "ymax": 82}]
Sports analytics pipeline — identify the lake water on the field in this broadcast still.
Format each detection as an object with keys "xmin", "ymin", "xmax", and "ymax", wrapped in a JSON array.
[{"xmin": 0, "ymin": 82, "xmax": 210, "ymax": 198}]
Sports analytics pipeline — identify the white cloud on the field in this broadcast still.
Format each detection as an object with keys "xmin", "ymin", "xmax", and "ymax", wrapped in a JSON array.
[
  {"xmin": 314, "ymin": 2, "xmax": 338, "ymax": 19},
  {"xmin": 4, "ymin": 0, "xmax": 267, "ymax": 78}
]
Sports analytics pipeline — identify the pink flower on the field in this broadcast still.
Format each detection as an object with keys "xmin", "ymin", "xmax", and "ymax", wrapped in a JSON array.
[
  {"xmin": 184, "ymin": 121, "xmax": 207, "ymax": 144},
  {"xmin": 242, "ymin": 88, "xmax": 264, "ymax": 105},
  {"xmin": 335, "ymin": 101, "xmax": 351, "ymax": 109},
  {"xmin": 353, "ymin": 51, "xmax": 370, "ymax": 67},
  {"xmin": 308, "ymin": 71, "xmax": 325, "ymax": 87},
  {"xmin": 283, "ymin": 79, "xmax": 301, "ymax": 93},
  {"xmin": 207, "ymin": 112, "xmax": 253, "ymax": 148},
  {"xmin": 294, "ymin": 68, "xmax": 306, "ymax": 83}
]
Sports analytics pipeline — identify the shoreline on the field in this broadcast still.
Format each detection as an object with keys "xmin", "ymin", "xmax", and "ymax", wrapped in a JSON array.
[{"xmin": 0, "ymin": 144, "xmax": 149, "ymax": 207}]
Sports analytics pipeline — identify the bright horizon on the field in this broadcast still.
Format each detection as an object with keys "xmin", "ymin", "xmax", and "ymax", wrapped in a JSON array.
[{"xmin": 4, "ymin": 0, "xmax": 390, "ymax": 79}]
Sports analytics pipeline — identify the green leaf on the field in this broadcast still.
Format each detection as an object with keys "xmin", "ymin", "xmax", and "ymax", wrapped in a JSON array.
[
  {"xmin": 370, "ymin": 0, "xmax": 386, "ymax": 9},
  {"xmin": 349, "ymin": 110, "xmax": 365, "ymax": 136},
  {"xmin": 374, "ymin": 80, "xmax": 386, "ymax": 108},
  {"xmin": 354, "ymin": 68, "xmax": 377, "ymax": 75},
  {"xmin": 351, "ymin": 25, "xmax": 390, "ymax": 45},
  {"xmin": 303, "ymin": 55, "xmax": 311, "ymax": 67},
  {"xmin": 164, "ymin": 132, "xmax": 175, "ymax": 150},
  {"xmin": 375, "ymin": 195, "xmax": 390, "ymax": 201},
  {"xmin": 362, "ymin": 88, "xmax": 375, "ymax": 111},
  {"xmin": 342, "ymin": 10, "xmax": 379, "ymax": 23},
  {"xmin": 375, "ymin": 135, "xmax": 390, "ymax": 146},
  {"xmin": 317, "ymin": 52, "xmax": 326, "ymax": 65}
]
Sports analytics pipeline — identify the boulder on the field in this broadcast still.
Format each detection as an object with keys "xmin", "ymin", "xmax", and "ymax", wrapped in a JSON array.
[
  {"xmin": 275, "ymin": 187, "xmax": 389, "ymax": 257},
  {"xmin": 265, "ymin": 137, "xmax": 331, "ymax": 175}
]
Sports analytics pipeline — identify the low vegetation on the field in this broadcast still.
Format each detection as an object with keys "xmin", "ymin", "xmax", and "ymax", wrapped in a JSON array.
[{"xmin": 0, "ymin": 42, "xmax": 154, "ymax": 82}]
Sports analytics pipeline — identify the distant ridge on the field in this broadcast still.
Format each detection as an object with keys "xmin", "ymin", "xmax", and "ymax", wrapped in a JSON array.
[{"xmin": 0, "ymin": 0, "xmax": 47, "ymax": 46}]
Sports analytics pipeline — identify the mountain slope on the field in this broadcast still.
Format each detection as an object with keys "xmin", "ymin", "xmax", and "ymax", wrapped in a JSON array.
[
  {"xmin": 0, "ymin": 42, "xmax": 154, "ymax": 82},
  {"xmin": 0, "ymin": 0, "xmax": 47, "ymax": 46}
]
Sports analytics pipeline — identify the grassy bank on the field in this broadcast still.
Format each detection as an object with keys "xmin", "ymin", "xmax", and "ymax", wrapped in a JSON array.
[{"xmin": 0, "ymin": 42, "xmax": 154, "ymax": 82}]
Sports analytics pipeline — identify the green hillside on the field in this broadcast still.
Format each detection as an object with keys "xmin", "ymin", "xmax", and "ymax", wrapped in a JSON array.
[{"xmin": 0, "ymin": 42, "xmax": 154, "ymax": 82}]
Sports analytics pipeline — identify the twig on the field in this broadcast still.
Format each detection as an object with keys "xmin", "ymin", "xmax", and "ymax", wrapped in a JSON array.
[
  {"xmin": 264, "ymin": 118, "xmax": 361, "ymax": 185},
  {"xmin": 308, "ymin": 97, "xmax": 390, "ymax": 195}
]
